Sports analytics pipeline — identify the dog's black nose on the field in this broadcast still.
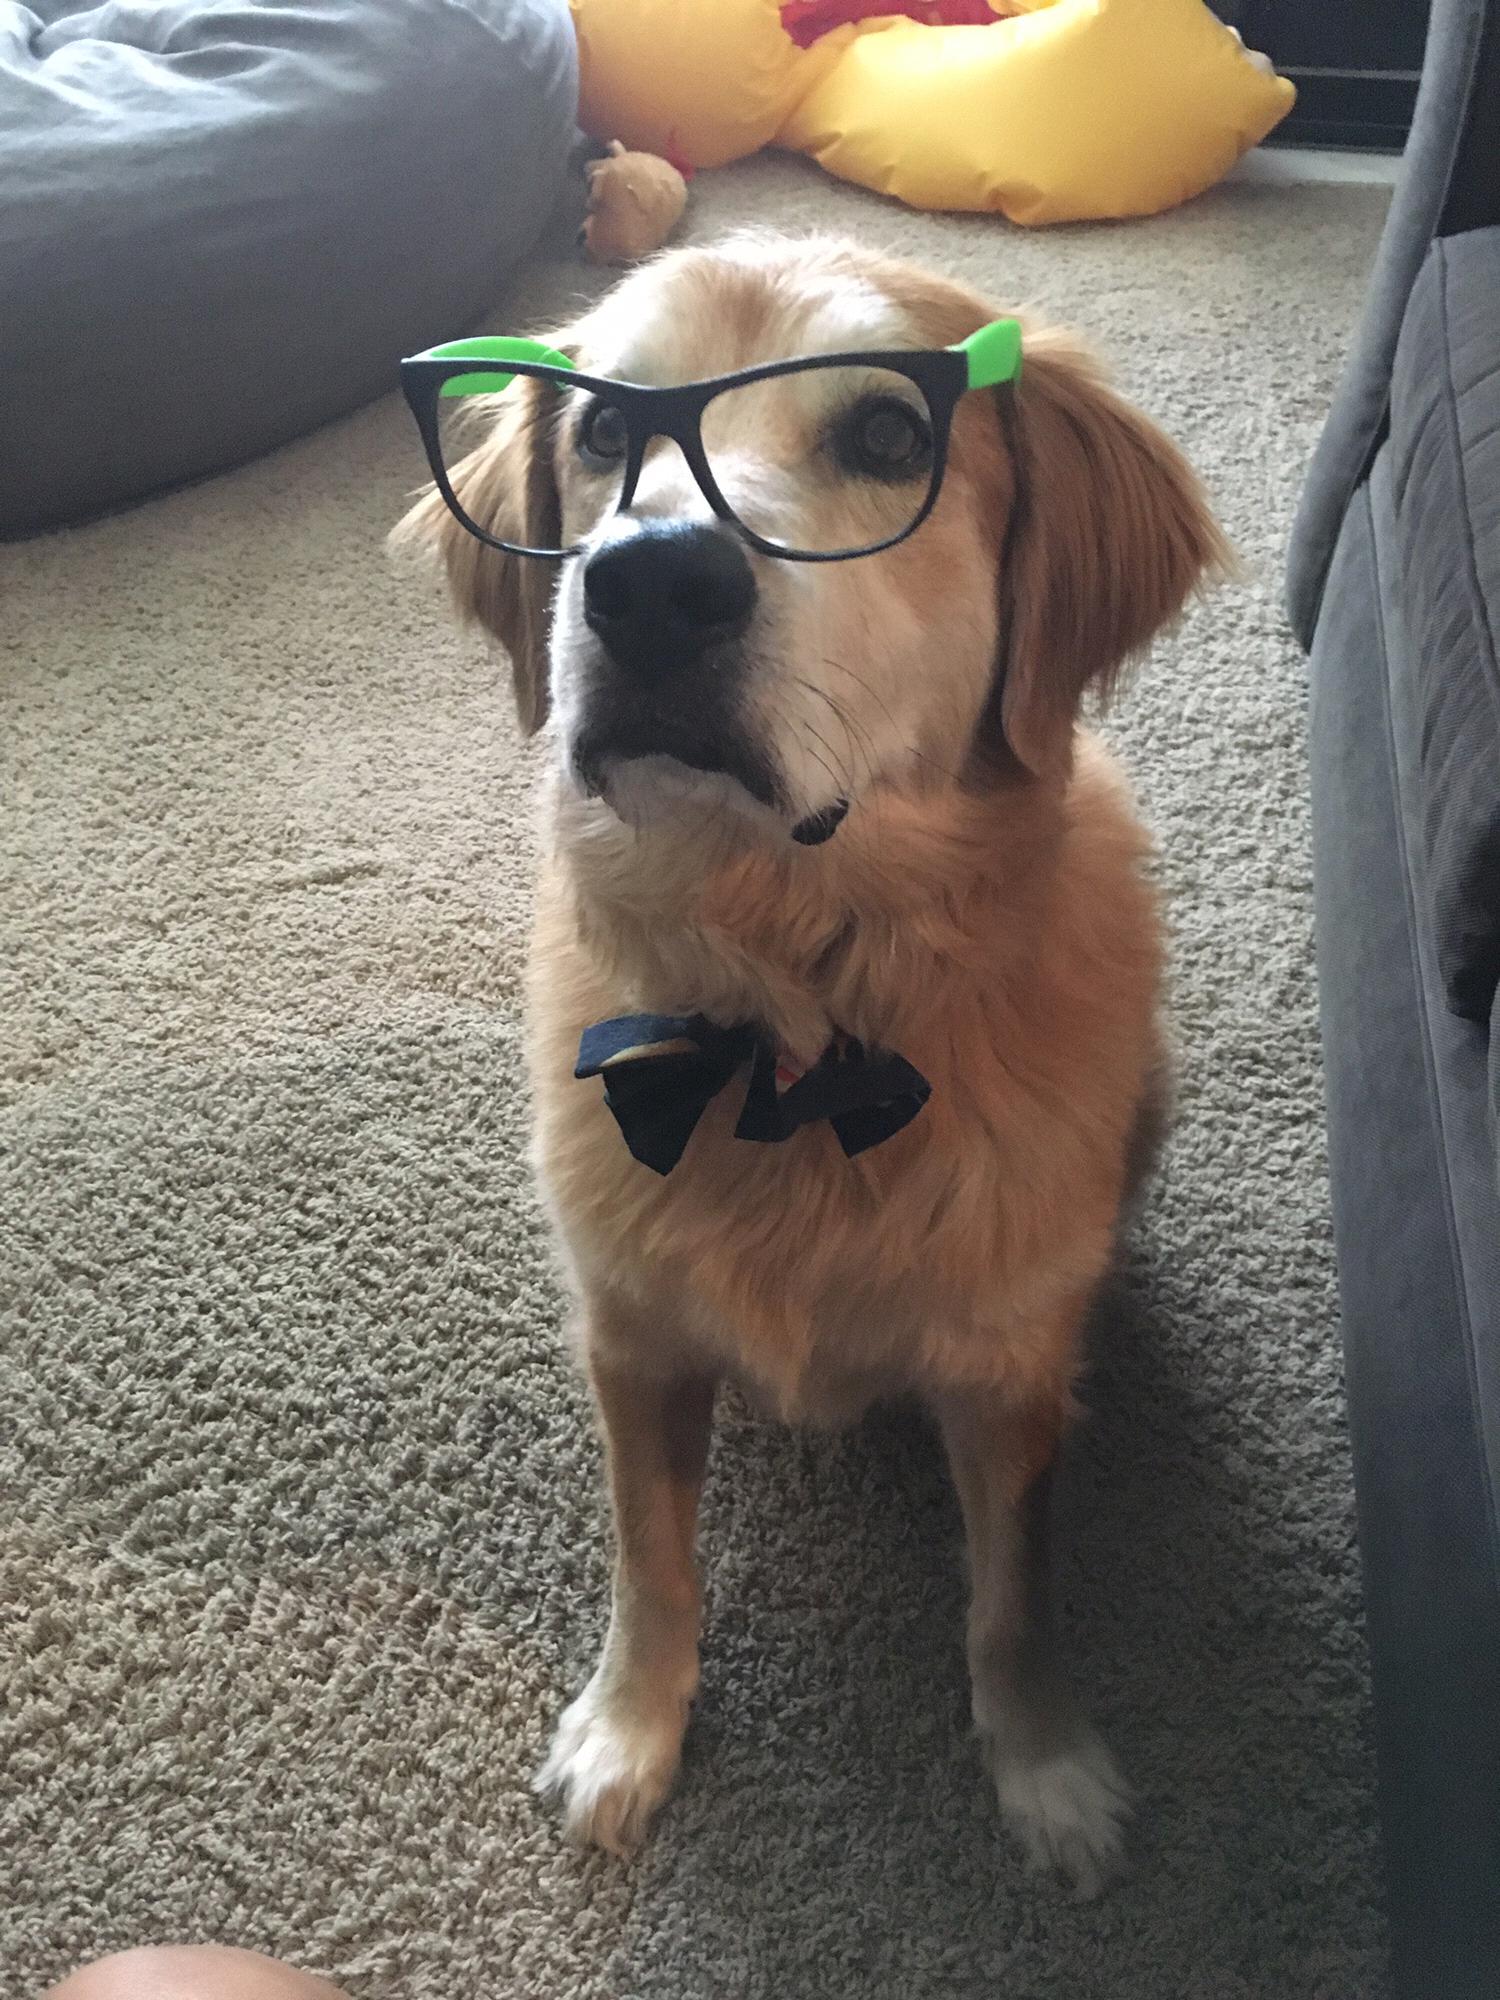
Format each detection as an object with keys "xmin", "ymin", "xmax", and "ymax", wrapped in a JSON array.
[{"xmin": 583, "ymin": 521, "xmax": 756, "ymax": 679}]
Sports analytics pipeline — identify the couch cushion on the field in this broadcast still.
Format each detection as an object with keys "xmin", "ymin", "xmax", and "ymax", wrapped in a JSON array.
[
  {"xmin": 1309, "ymin": 451, "xmax": 1500, "ymax": 1999},
  {"xmin": 1286, "ymin": 0, "xmax": 1494, "ymax": 648},
  {"xmin": 1389, "ymin": 226, "xmax": 1500, "ymax": 1022},
  {"xmin": 0, "ymin": 0, "xmax": 578, "ymax": 536}
]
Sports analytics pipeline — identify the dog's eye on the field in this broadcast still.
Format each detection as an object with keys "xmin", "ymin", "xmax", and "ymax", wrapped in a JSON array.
[
  {"xmin": 577, "ymin": 398, "xmax": 630, "ymax": 469},
  {"xmin": 833, "ymin": 396, "xmax": 933, "ymax": 482}
]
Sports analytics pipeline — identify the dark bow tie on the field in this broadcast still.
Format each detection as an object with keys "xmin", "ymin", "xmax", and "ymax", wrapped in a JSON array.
[{"xmin": 575, "ymin": 1012, "xmax": 931, "ymax": 1176}]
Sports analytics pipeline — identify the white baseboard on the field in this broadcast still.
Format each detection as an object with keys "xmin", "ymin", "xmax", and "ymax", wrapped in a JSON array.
[{"xmin": 1231, "ymin": 147, "xmax": 1402, "ymax": 187}]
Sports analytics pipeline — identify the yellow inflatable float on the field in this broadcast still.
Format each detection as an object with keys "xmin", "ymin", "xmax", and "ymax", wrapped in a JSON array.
[{"xmin": 569, "ymin": 0, "xmax": 1295, "ymax": 225}]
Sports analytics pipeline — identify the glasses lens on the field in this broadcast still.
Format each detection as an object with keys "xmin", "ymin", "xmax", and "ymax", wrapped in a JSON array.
[
  {"xmin": 700, "ymin": 365, "xmax": 938, "ymax": 557},
  {"xmin": 431, "ymin": 369, "xmax": 582, "ymax": 553},
  {"xmin": 564, "ymin": 386, "xmax": 634, "ymax": 515}
]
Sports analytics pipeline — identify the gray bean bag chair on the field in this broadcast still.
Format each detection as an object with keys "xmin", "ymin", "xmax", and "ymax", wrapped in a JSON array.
[{"xmin": 0, "ymin": 0, "xmax": 578, "ymax": 536}]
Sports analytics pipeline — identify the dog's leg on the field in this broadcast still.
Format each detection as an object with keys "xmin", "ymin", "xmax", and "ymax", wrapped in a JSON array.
[
  {"xmin": 538, "ymin": 1337, "xmax": 715, "ymax": 1854},
  {"xmin": 932, "ymin": 1385, "xmax": 1129, "ymax": 1898}
]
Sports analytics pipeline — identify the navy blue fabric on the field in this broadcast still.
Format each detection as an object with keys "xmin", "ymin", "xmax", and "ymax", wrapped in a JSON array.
[
  {"xmin": 575, "ymin": 1016, "xmax": 754, "ymax": 1176},
  {"xmin": 575, "ymin": 1012, "xmax": 931, "ymax": 1175},
  {"xmin": 1308, "ymin": 454, "xmax": 1500, "ymax": 1999}
]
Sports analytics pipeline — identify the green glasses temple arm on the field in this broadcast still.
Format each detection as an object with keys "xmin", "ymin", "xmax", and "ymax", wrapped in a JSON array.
[
  {"xmin": 954, "ymin": 317, "xmax": 1023, "ymax": 391},
  {"xmin": 418, "ymin": 335, "xmax": 577, "ymax": 399}
]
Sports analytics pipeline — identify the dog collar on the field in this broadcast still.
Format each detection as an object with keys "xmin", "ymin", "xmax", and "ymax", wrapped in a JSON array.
[{"xmin": 575, "ymin": 1011, "xmax": 930, "ymax": 1175}]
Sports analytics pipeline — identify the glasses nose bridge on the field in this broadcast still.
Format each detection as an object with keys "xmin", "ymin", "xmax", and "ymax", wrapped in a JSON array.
[{"xmin": 616, "ymin": 387, "xmax": 725, "ymax": 523}]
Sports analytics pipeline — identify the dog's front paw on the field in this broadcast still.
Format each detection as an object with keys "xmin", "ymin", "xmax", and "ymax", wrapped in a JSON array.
[
  {"xmin": 987, "ymin": 1726, "xmax": 1132, "ymax": 1900},
  {"xmin": 537, "ymin": 1676, "xmax": 688, "ymax": 1856}
]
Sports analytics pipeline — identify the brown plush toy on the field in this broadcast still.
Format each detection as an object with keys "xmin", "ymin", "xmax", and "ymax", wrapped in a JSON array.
[{"xmin": 581, "ymin": 140, "xmax": 689, "ymax": 265}]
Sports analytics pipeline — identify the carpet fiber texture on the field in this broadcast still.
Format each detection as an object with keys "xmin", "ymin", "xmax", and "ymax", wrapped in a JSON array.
[{"xmin": 3, "ymin": 158, "xmax": 1390, "ymax": 1998}]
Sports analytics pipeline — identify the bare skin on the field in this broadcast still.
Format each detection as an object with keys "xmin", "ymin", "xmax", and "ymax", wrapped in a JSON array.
[{"xmin": 44, "ymin": 1946, "xmax": 347, "ymax": 2000}]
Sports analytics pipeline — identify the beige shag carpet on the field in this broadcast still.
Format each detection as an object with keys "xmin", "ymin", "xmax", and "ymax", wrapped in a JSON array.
[{"xmin": 2, "ymin": 155, "xmax": 1391, "ymax": 1999}]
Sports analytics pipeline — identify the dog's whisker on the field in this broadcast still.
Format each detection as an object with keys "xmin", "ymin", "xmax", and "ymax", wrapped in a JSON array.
[
  {"xmin": 790, "ymin": 679, "xmax": 865, "ymax": 782},
  {"xmin": 788, "ymin": 675, "xmax": 895, "ymax": 867},
  {"xmin": 786, "ymin": 678, "xmax": 882, "ymax": 838},
  {"xmin": 793, "ymin": 678, "xmax": 880, "ymax": 800},
  {"xmin": 815, "ymin": 656, "xmax": 968, "ymax": 789},
  {"xmin": 760, "ymin": 689, "xmax": 853, "ymax": 839},
  {"xmin": 795, "ymin": 715, "xmax": 856, "ymax": 805}
]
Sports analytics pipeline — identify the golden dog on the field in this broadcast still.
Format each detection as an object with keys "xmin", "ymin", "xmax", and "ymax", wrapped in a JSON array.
[{"xmin": 397, "ymin": 235, "xmax": 1225, "ymax": 1896}]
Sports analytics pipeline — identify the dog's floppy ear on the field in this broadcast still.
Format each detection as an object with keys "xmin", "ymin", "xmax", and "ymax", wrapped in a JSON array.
[
  {"xmin": 392, "ymin": 369, "xmax": 565, "ymax": 737},
  {"xmin": 992, "ymin": 329, "xmax": 1229, "ymax": 777}
]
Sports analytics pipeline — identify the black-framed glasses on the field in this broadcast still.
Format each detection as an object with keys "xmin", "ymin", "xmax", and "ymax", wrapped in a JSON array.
[{"xmin": 399, "ymin": 320, "xmax": 1022, "ymax": 564}]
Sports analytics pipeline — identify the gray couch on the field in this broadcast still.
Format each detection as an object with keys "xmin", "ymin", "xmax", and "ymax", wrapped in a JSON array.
[
  {"xmin": 1287, "ymin": 4, "xmax": 1500, "ymax": 1995},
  {"xmin": 0, "ymin": 0, "xmax": 579, "ymax": 537}
]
